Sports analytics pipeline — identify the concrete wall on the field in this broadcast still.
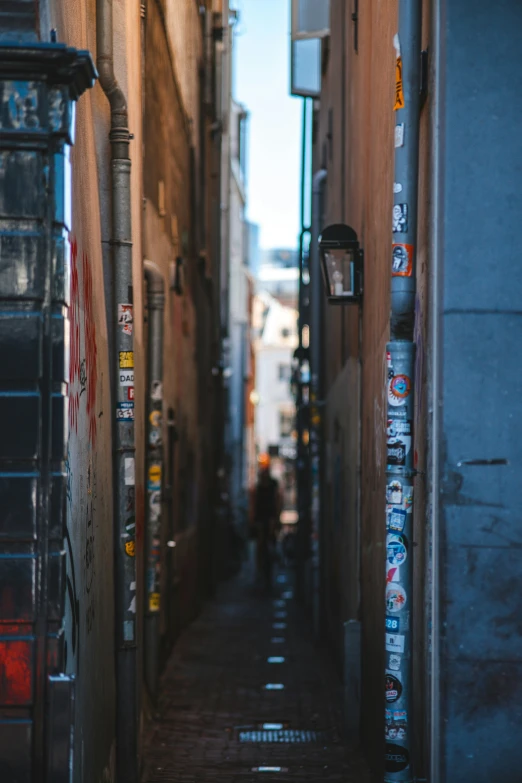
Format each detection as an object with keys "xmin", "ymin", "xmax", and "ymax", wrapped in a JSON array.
[{"xmin": 431, "ymin": 2, "xmax": 522, "ymax": 780}]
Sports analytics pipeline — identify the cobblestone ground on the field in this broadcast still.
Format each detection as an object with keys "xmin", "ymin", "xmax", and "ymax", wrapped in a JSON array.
[{"xmin": 142, "ymin": 565, "xmax": 372, "ymax": 782}]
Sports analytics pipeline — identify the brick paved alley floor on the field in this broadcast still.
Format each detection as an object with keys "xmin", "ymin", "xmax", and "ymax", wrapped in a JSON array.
[{"xmin": 142, "ymin": 565, "xmax": 372, "ymax": 782}]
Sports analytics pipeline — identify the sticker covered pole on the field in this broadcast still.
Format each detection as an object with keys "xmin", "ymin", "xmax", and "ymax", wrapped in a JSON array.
[
  {"xmin": 385, "ymin": 341, "xmax": 415, "ymax": 782},
  {"xmin": 97, "ymin": 0, "xmax": 138, "ymax": 778},
  {"xmin": 385, "ymin": 0, "xmax": 422, "ymax": 780},
  {"xmin": 143, "ymin": 260, "xmax": 165, "ymax": 701}
]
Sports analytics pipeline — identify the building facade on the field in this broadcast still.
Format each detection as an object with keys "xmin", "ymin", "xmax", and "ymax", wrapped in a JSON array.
[
  {"xmin": 0, "ymin": 1, "xmax": 240, "ymax": 781},
  {"xmin": 295, "ymin": 1, "xmax": 522, "ymax": 781}
]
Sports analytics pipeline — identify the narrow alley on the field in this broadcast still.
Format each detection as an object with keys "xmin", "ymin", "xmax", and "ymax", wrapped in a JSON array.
[
  {"xmin": 1, "ymin": 1, "xmax": 521, "ymax": 782},
  {"xmin": 142, "ymin": 566, "xmax": 371, "ymax": 783}
]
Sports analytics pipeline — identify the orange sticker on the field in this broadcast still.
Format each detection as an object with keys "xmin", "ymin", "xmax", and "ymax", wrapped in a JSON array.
[
  {"xmin": 392, "ymin": 244, "xmax": 414, "ymax": 277},
  {"xmin": 394, "ymin": 56, "xmax": 405, "ymax": 110}
]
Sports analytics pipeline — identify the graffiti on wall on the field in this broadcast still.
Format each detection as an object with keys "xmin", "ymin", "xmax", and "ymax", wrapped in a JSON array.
[
  {"xmin": 69, "ymin": 237, "xmax": 98, "ymax": 445},
  {"xmin": 65, "ymin": 236, "xmax": 100, "ymax": 671}
]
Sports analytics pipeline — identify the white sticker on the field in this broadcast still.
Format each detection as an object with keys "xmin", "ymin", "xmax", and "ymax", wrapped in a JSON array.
[
  {"xmin": 388, "ymin": 654, "xmax": 402, "ymax": 670},
  {"xmin": 128, "ymin": 596, "xmax": 136, "ymax": 614},
  {"xmin": 151, "ymin": 381, "xmax": 163, "ymax": 401},
  {"xmin": 395, "ymin": 124, "xmax": 405, "ymax": 148},
  {"xmin": 119, "ymin": 370, "xmax": 134, "ymax": 387},
  {"xmin": 386, "ymin": 633, "xmax": 405, "ymax": 653},
  {"xmin": 386, "ymin": 583, "xmax": 407, "ymax": 613},
  {"xmin": 393, "ymin": 182, "xmax": 403, "ymax": 193},
  {"xmin": 393, "ymin": 33, "xmax": 401, "ymax": 57},
  {"xmin": 118, "ymin": 303, "xmax": 133, "ymax": 335},
  {"xmin": 124, "ymin": 457, "xmax": 135, "ymax": 486}
]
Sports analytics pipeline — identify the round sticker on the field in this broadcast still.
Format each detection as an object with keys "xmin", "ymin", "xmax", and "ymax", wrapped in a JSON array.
[
  {"xmin": 387, "ymin": 533, "xmax": 408, "ymax": 567},
  {"xmin": 385, "ymin": 743, "xmax": 410, "ymax": 774},
  {"xmin": 149, "ymin": 410, "xmax": 162, "ymax": 428},
  {"xmin": 388, "ymin": 374, "xmax": 411, "ymax": 406},
  {"xmin": 385, "ymin": 674, "xmax": 403, "ymax": 703},
  {"xmin": 125, "ymin": 540, "xmax": 135, "ymax": 557},
  {"xmin": 386, "ymin": 584, "xmax": 407, "ymax": 613},
  {"xmin": 148, "ymin": 464, "xmax": 161, "ymax": 484}
]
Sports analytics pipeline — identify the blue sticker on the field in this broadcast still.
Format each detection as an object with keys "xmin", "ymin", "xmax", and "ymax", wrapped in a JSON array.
[
  {"xmin": 116, "ymin": 401, "xmax": 134, "ymax": 420},
  {"xmin": 387, "ymin": 533, "xmax": 408, "ymax": 567},
  {"xmin": 386, "ymin": 615, "xmax": 400, "ymax": 632},
  {"xmin": 388, "ymin": 507, "xmax": 406, "ymax": 532}
]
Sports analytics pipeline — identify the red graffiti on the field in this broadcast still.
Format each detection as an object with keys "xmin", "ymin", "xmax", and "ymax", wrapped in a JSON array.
[
  {"xmin": 68, "ymin": 236, "xmax": 98, "ymax": 446},
  {"xmin": 0, "ymin": 638, "xmax": 32, "ymax": 704}
]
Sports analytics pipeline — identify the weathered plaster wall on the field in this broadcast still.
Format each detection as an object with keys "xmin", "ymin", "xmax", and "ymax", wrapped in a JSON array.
[{"xmin": 47, "ymin": 0, "xmax": 144, "ymax": 779}]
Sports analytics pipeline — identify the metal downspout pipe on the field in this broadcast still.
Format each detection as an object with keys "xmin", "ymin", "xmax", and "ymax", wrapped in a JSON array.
[
  {"xmin": 384, "ymin": 2, "xmax": 422, "ymax": 782},
  {"xmin": 296, "ymin": 97, "xmax": 310, "ymax": 602},
  {"xmin": 310, "ymin": 169, "xmax": 327, "ymax": 637},
  {"xmin": 144, "ymin": 260, "xmax": 165, "ymax": 701},
  {"xmin": 96, "ymin": 2, "xmax": 137, "ymax": 780}
]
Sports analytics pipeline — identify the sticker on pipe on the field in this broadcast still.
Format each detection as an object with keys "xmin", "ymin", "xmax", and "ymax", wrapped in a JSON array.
[
  {"xmin": 394, "ymin": 63, "xmax": 404, "ymax": 110},
  {"xmin": 124, "ymin": 457, "xmax": 135, "ymax": 486},
  {"xmin": 385, "ymin": 742, "xmax": 410, "ymax": 774},
  {"xmin": 385, "ymin": 709, "xmax": 408, "ymax": 741},
  {"xmin": 387, "ymin": 506, "xmax": 406, "ymax": 532},
  {"xmin": 394, "ymin": 123, "xmax": 405, "ymax": 148},
  {"xmin": 392, "ymin": 243, "xmax": 413, "ymax": 277},
  {"xmin": 387, "ymin": 420, "xmax": 412, "ymax": 467},
  {"xmin": 151, "ymin": 381, "xmax": 163, "ymax": 401},
  {"xmin": 116, "ymin": 402, "xmax": 134, "ymax": 420},
  {"xmin": 148, "ymin": 464, "xmax": 161, "ymax": 490},
  {"xmin": 385, "ymin": 674, "xmax": 403, "ymax": 704},
  {"xmin": 118, "ymin": 303, "xmax": 133, "ymax": 335},
  {"xmin": 386, "ymin": 584, "xmax": 407, "ymax": 613},
  {"xmin": 388, "ymin": 653, "xmax": 402, "ymax": 671},
  {"xmin": 388, "ymin": 375, "xmax": 411, "ymax": 406},
  {"xmin": 392, "ymin": 203, "xmax": 408, "ymax": 233},
  {"xmin": 385, "ymin": 616, "xmax": 400, "ymax": 632},
  {"xmin": 149, "ymin": 410, "xmax": 162, "ymax": 428},
  {"xmin": 149, "ymin": 593, "xmax": 160, "ymax": 612},
  {"xmin": 119, "ymin": 351, "xmax": 134, "ymax": 369},
  {"xmin": 119, "ymin": 370, "xmax": 134, "ymax": 386},
  {"xmin": 393, "ymin": 35, "xmax": 404, "ymax": 111},
  {"xmin": 385, "ymin": 633, "xmax": 405, "ymax": 653},
  {"xmin": 386, "ymin": 480, "xmax": 403, "ymax": 505},
  {"xmin": 387, "ymin": 534, "xmax": 408, "ymax": 567}
]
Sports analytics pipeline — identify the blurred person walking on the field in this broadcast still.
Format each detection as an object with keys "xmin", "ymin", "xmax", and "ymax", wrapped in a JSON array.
[{"xmin": 251, "ymin": 453, "xmax": 281, "ymax": 590}]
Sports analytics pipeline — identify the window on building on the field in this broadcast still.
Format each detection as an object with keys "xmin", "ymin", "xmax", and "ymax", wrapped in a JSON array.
[
  {"xmin": 278, "ymin": 364, "xmax": 291, "ymax": 382},
  {"xmin": 279, "ymin": 410, "xmax": 294, "ymax": 438}
]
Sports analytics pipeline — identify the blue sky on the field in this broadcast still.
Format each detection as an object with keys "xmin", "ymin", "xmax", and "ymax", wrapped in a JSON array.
[{"xmin": 232, "ymin": 0, "xmax": 302, "ymax": 250}]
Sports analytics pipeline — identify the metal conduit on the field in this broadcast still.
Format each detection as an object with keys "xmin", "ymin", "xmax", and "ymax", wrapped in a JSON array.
[
  {"xmin": 384, "ymin": 1, "xmax": 422, "ymax": 781},
  {"xmin": 310, "ymin": 168, "xmax": 327, "ymax": 637},
  {"xmin": 143, "ymin": 260, "xmax": 165, "ymax": 701},
  {"xmin": 96, "ymin": 1, "xmax": 137, "ymax": 780}
]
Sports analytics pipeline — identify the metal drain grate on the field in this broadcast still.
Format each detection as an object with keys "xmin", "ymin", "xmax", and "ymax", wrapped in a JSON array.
[{"xmin": 239, "ymin": 728, "xmax": 324, "ymax": 743}]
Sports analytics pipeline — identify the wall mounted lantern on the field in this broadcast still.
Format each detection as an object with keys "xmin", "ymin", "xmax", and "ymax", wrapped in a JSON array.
[{"xmin": 319, "ymin": 223, "xmax": 363, "ymax": 304}]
